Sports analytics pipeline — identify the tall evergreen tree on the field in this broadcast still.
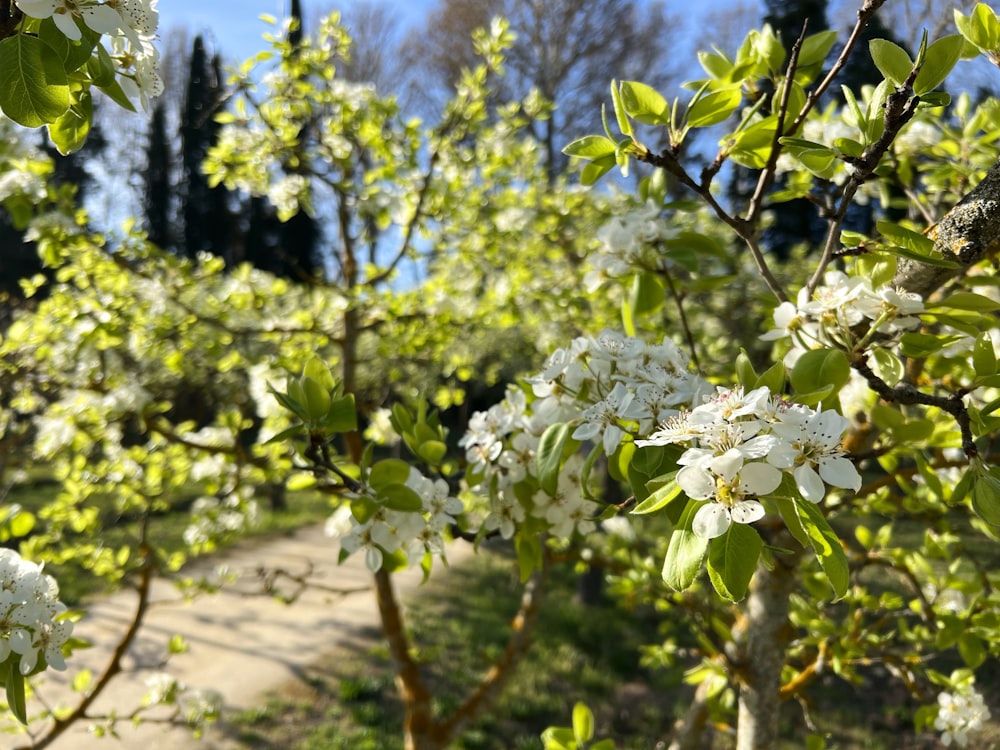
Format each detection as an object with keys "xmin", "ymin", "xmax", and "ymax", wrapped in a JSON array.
[
  {"xmin": 276, "ymin": 0, "xmax": 322, "ymax": 280},
  {"xmin": 143, "ymin": 102, "xmax": 173, "ymax": 250},
  {"xmin": 764, "ymin": 0, "xmax": 828, "ymax": 50},
  {"xmin": 758, "ymin": 0, "xmax": 830, "ymax": 257},
  {"xmin": 180, "ymin": 35, "xmax": 230, "ymax": 259}
]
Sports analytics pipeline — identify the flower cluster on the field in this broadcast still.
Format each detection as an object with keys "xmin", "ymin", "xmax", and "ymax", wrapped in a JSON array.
[
  {"xmin": 638, "ymin": 386, "xmax": 861, "ymax": 538},
  {"xmin": 762, "ymin": 270, "xmax": 924, "ymax": 362},
  {"xmin": 326, "ymin": 468, "xmax": 464, "ymax": 572},
  {"xmin": 14, "ymin": 0, "xmax": 163, "ymax": 111},
  {"xmin": 0, "ymin": 549, "xmax": 74, "ymax": 675},
  {"xmin": 935, "ymin": 688, "xmax": 991, "ymax": 747},
  {"xmin": 459, "ymin": 331, "xmax": 709, "ymax": 539},
  {"xmin": 183, "ymin": 493, "xmax": 260, "ymax": 550},
  {"xmin": 585, "ymin": 202, "xmax": 674, "ymax": 289},
  {"xmin": 142, "ymin": 672, "xmax": 223, "ymax": 730}
]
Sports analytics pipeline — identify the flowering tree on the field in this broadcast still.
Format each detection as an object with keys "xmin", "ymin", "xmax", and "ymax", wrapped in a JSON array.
[{"xmin": 2, "ymin": 2, "xmax": 1000, "ymax": 750}]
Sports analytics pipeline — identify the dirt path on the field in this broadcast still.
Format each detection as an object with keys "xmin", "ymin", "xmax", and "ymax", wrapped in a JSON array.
[{"xmin": 18, "ymin": 524, "xmax": 471, "ymax": 750}]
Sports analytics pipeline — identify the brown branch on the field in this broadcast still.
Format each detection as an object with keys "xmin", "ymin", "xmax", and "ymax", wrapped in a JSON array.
[
  {"xmin": 20, "ymin": 539, "xmax": 157, "ymax": 750},
  {"xmin": 666, "ymin": 669, "xmax": 717, "ymax": 750},
  {"xmin": 373, "ymin": 569, "xmax": 435, "ymax": 750},
  {"xmin": 786, "ymin": 0, "xmax": 890, "ymax": 136},
  {"xmin": 743, "ymin": 22, "xmax": 808, "ymax": 229},
  {"xmin": 892, "ymin": 157, "xmax": 1000, "ymax": 298},
  {"xmin": 808, "ymin": 65, "xmax": 922, "ymax": 293},
  {"xmin": 852, "ymin": 356, "xmax": 975, "ymax": 457},
  {"xmin": 434, "ymin": 556, "xmax": 549, "ymax": 744}
]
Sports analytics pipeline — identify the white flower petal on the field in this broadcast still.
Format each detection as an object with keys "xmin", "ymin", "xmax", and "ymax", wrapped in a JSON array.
[
  {"xmin": 794, "ymin": 464, "xmax": 825, "ymax": 502},
  {"xmin": 729, "ymin": 499, "xmax": 765, "ymax": 525},
  {"xmin": 739, "ymin": 462, "xmax": 782, "ymax": 495},
  {"xmin": 710, "ymin": 448, "xmax": 744, "ymax": 482},
  {"xmin": 364, "ymin": 545, "xmax": 383, "ymax": 572},
  {"xmin": 819, "ymin": 455, "xmax": 862, "ymax": 491},
  {"xmin": 52, "ymin": 11, "xmax": 82, "ymax": 40},
  {"xmin": 677, "ymin": 465, "xmax": 715, "ymax": 500},
  {"xmin": 692, "ymin": 503, "xmax": 731, "ymax": 539}
]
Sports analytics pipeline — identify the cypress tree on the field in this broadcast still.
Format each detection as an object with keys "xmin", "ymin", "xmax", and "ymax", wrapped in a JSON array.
[
  {"xmin": 180, "ymin": 35, "xmax": 229, "ymax": 259},
  {"xmin": 143, "ymin": 101, "xmax": 173, "ymax": 250}
]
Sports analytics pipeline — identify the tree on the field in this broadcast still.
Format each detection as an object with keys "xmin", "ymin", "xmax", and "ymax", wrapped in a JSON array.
[
  {"xmin": 180, "ymin": 36, "xmax": 231, "ymax": 259},
  {"xmin": 405, "ymin": 0, "xmax": 679, "ymax": 180},
  {"xmin": 143, "ymin": 102, "xmax": 174, "ymax": 250},
  {"xmin": 4, "ymin": 3, "xmax": 1000, "ymax": 750}
]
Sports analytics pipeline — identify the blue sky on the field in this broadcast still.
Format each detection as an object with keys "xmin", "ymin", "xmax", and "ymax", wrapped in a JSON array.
[{"xmin": 162, "ymin": 0, "xmax": 436, "ymax": 63}]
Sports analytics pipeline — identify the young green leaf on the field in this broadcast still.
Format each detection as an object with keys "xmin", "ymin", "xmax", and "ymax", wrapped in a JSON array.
[
  {"xmin": 536, "ymin": 422, "xmax": 574, "ymax": 497},
  {"xmin": 572, "ymin": 702, "xmax": 595, "ymax": 744},
  {"xmin": 869, "ymin": 39, "xmax": 913, "ymax": 85},
  {"xmin": 619, "ymin": 80, "xmax": 669, "ymax": 125},
  {"xmin": 794, "ymin": 500, "xmax": 849, "ymax": 599},
  {"xmin": 0, "ymin": 34, "xmax": 71, "ymax": 128},
  {"xmin": 706, "ymin": 522, "xmax": 763, "ymax": 602},
  {"xmin": 913, "ymin": 35, "xmax": 965, "ymax": 94},
  {"xmin": 686, "ymin": 86, "xmax": 742, "ymax": 128},
  {"xmin": 662, "ymin": 500, "xmax": 709, "ymax": 592}
]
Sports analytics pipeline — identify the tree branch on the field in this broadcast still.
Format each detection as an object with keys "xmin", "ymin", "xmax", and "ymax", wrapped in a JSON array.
[{"xmin": 892, "ymin": 156, "xmax": 1000, "ymax": 298}]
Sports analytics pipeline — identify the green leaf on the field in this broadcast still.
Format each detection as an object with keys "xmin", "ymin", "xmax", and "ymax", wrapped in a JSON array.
[
  {"xmin": 541, "ymin": 727, "xmax": 575, "ymax": 750},
  {"xmin": 627, "ymin": 444, "xmax": 682, "ymax": 503},
  {"xmin": 370, "ymin": 459, "xmax": 411, "ymax": 490},
  {"xmin": 86, "ymin": 43, "xmax": 117, "ymax": 87},
  {"xmin": 774, "ymin": 496, "xmax": 811, "ymax": 548},
  {"xmin": 537, "ymin": 422, "xmax": 574, "ymax": 497},
  {"xmin": 662, "ymin": 500, "xmax": 709, "ymax": 592},
  {"xmin": 5, "ymin": 657, "xmax": 27, "ymax": 725},
  {"xmin": 729, "ymin": 115, "xmax": 778, "ymax": 169},
  {"xmin": 798, "ymin": 30, "xmax": 838, "ymax": 68},
  {"xmin": 580, "ymin": 153, "xmax": 616, "ymax": 186},
  {"xmin": 0, "ymin": 34, "xmax": 71, "ymax": 128},
  {"xmin": 95, "ymin": 76, "xmax": 136, "ymax": 112},
  {"xmin": 629, "ymin": 272, "xmax": 664, "ymax": 317},
  {"xmin": 48, "ymin": 88, "xmax": 92, "ymax": 155},
  {"xmin": 698, "ymin": 49, "xmax": 733, "ymax": 79},
  {"xmin": 927, "ymin": 292, "xmax": 1000, "ymax": 312},
  {"xmin": 515, "ymin": 531, "xmax": 542, "ymax": 582},
  {"xmin": 631, "ymin": 477, "xmax": 682, "ymax": 515},
  {"xmin": 610, "ymin": 79, "xmax": 632, "ymax": 137},
  {"xmin": 416, "ymin": 440, "xmax": 447, "ymax": 465},
  {"xmin": 973, "ymin": 332, "xmax": 998, "ymax": 377},
  {"xmin": 619, "ymin": 80, "xmax": 669, "ymax": 125},
  {"xmin": 563, "ymin": 134, "xmax": 618, "ymax": 158},
  {"xmin": 706, "ymin": 522, "xmax": 763, "ymax": 602},
  {"xmin": 351, "ymin": 496, "xmax": 378, "ymax": 524},
  {"xmin": 572, "ymin": 702, "xmax": 595, "ymax": 744},
  {"xmin": 756, "ymin": 359, "xmax": 786, "ymax": 394},
  {"xmin": 736, "ymin": 350, "xmax": 758, "ymax": 388},
  {"xmin": 794, "ymin": 500, "xmax": 849, "ymax": 599},
  {"xmin": 899, "ymin": 332, "xmax": 967, "ymax": 358},
  {"xmin": 687, "ymin": 86, "xmax": 742, "ymax": 128},
  {"xmin": 870, "ymin": 347, "xmax": 904, "ymax": 387},
  {"xmin": 790, "ymin": 348, "xmax": 851, "ymax": 397},
  {"xmin": 913, "ymin": 35, "xmax": 964, "ymax": 94},
  {"xmin": 38, "ymin": 17, "xmax": 98, "ymax": 72},
  {"xmin": 970, "ymin": 469, "xmax": 1000, "ymax": 525},
  {"xmin": 324, "ymin": 394, "xmax": 357, "ymax": 433},
  {"xmin": 958, "ymin": 632, "xmax": 986, "ymax": 668},
  {"xmin": 869, "ymin": 38, "xmax": 913, "ymax": 85},
  {"xmin": 378, "ymin": 483, "xmax": 424, "ymax": 512}
]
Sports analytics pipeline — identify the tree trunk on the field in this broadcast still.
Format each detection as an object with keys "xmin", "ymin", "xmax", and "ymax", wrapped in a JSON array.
[{"xmin": 731, "ymin": 540, "xmax": 803, "ymax": 750}]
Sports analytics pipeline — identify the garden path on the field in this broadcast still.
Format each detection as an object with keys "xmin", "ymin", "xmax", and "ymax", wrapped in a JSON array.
[{"xmin": 24, "ymin": 523, "xmax": 472, "ymax": 750}]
